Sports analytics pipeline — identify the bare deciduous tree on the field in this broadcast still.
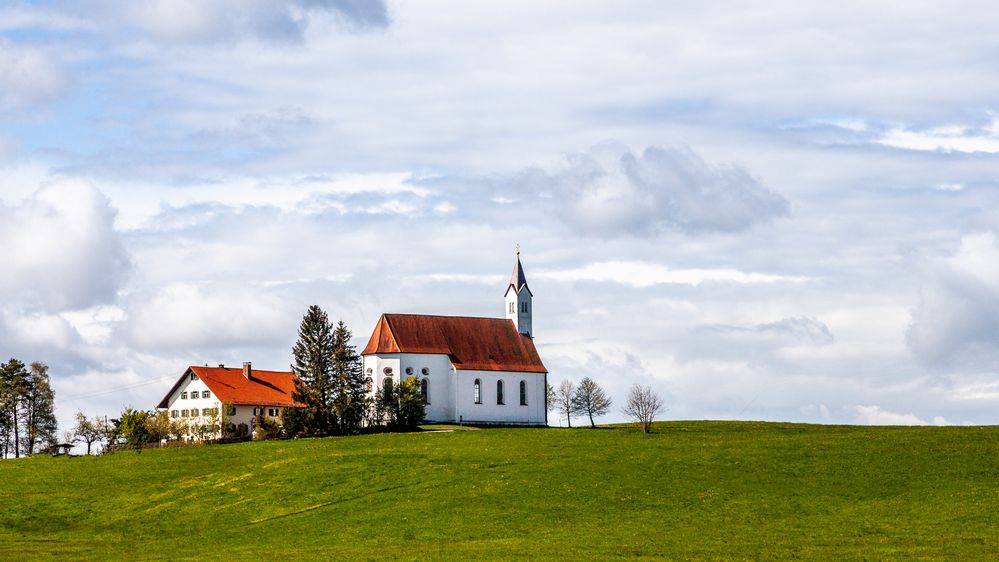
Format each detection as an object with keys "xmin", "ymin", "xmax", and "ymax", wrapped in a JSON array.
[
  {"xmin": 553, "ymin": 380, "xmax": 578, "ymax": 427},
  {"xmin": 572, "ymin": 377, "xmax": 612, "ymax": 428},
  {"xmin": 622, "ymin": 384, "xmax": 664, "ymax": 433}
]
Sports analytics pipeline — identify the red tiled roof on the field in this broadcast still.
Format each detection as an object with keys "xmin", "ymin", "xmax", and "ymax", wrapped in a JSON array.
[
  {"xmin": 361, "ymin": 314, "xmax": 547, "ymax": 373},
  {"xmin": 157, "ymin": 366, "xmax": 299, "ymax": 409}
]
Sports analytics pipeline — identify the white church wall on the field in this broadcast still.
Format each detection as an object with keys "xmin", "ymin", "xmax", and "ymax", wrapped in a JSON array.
[
  {"xmin": 364, "ymin": 353, "xmax": 455, "ymax": 422},
  {"xmin": 455, "ymin": 369, "xmax": 547, "ymax": 425}
]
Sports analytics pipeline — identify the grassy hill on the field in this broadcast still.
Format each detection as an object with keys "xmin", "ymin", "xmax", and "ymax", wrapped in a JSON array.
[{"xmin": 2, "ymin": 421, "xmax": 998, "ymax": 559}]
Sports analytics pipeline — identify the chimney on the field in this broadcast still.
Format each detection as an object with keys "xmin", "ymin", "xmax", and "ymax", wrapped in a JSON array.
[
  {"xmin": 243, "ymin": 362, "xmax": 252, "ymax": 380},
  {"xmin": 218, "ymin": 364, "xmax": 225, "ymax": 368}
]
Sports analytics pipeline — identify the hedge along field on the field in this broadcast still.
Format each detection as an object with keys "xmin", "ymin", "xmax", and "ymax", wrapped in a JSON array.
[{"xmin": 1, "ymin": 421, "xmax": 998, "ymax": 559}]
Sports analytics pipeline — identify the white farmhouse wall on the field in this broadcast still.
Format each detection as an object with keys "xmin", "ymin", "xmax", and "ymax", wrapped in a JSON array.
[
  {"xmin": 162, "ymin": 371, "xmax": 288, "ymax": 440},
  {"xmin": 163, "ymin": 374, "xmax": 221, "ymax": 439},
  {"xmin": 228, "ymin": 404, "xmax": 283, "ymax": 434}
]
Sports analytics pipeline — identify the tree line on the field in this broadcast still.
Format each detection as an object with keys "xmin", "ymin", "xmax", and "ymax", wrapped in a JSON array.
[{"xmin": 0, "ymin": 359, "xmax": 58, "ymax": 458}]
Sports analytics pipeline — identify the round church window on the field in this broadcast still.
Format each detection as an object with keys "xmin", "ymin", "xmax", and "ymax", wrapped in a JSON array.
[
  {"xmin": 421, "ymin": 367, "xmax": 430, "ymax": 376},
  {"xmin": 405, "ymin": 367, "xmax": 414, "ymax": 375},
  {"xmin": 383, "ymin": 367, "xmax": 393, "ymax": 375}
]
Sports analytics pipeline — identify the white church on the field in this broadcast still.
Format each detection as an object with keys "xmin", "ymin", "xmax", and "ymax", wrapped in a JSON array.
[{"xmin": 360, "ymin": 253, "xmax": 549, "ymax": 425}]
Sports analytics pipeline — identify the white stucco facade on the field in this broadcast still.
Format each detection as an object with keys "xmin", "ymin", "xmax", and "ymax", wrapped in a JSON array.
[
  {"xmin": 363, "ymin": 353, "xmax": 548, "ymax": 425},
  {"xmin": 160, "ymin": 368, "xmax": 289, "ymax": 440}
]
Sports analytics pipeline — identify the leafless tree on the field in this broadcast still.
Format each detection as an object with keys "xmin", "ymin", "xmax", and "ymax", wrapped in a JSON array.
[
  {"xmin": 622, "ymin": 384, "xmax": 664, "ymax": 433},
  {"xmin": 572, "ymin": 377, "xmax": 612, "ymax": 428},
  {"xmin": 554, "ymin": 379, "xmax": 578, "ymax": 427}
]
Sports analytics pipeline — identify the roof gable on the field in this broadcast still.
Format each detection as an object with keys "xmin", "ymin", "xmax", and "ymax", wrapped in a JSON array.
[{"xmin": 361, "ymin": 314, "xmax": 547, "ymax": 373}]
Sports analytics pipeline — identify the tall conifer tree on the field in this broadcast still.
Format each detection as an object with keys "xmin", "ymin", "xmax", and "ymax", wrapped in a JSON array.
[
  {"xmin": 291, "ymin": 305, "xmax": 337, "ymax": 434},
  {"xmin": 330, "ymin": 320, "xmax": 367, "ymax": 434}
]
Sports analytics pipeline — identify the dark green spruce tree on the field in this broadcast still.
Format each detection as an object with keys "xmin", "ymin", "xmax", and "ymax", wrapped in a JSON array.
[
  {"xmin": 291, "ymin": 305, "xmax": 337, "ymax": 435},
  {"xmin": 330, "ymin": 320, "xmax": 367, "ymax": 435}
]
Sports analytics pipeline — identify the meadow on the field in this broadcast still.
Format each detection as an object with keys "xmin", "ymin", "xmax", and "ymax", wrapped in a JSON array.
[{"xmin": 1, "ymin": 421, "xmax": 998, "ymax": 559}]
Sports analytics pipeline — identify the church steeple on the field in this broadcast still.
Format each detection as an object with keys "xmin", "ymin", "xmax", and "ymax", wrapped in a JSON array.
[{"xmin": 505, "ymin": 247, "xmax": 533, "ymax": 337}]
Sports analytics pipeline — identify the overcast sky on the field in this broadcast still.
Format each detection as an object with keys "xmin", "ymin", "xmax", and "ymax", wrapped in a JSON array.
[{"xmin": 3, "ymin": 1, "xmax": 999, "ymax": 431}]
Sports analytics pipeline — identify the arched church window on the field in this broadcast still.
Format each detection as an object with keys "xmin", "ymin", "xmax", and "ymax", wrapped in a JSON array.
[
  {"xmin": 520, "ymin": 380, "xmax": 527, "ymax": 405},
  {"xmin": 421, "ymin": 379, "xmax": 429, "ymax": 404},
  {"xmin": 497, "ymin": 380, "xmax": 505, "ymax": 405},
  {"xmin": 473, "ymin": 379, "xmax": 481, "ymax": 404},
  {"xmin": 383, "ymin": 377, "xmax": 393, "ymax": 393},
  {"xmin": 521, "ymin": 301, "xmax": 528, "ymax": 313}
]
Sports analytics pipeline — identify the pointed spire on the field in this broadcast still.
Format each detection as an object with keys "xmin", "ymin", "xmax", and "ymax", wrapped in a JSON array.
[{"xmin": 509, "ymin": 248, "xmax": 529, "ymax": 294}]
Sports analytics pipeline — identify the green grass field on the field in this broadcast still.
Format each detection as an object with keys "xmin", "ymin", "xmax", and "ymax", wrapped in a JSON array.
[{"xmin": 2, "ymin": 421, "xmax": 998, "ymax": 560}]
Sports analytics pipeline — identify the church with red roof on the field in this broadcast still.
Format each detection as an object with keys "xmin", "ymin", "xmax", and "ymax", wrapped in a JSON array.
[{"xmin": 361, "ymin": 253, "xmax": 549, "ymax": 425}]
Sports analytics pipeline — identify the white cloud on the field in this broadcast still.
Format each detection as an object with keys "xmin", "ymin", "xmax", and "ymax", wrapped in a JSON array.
[
  {"xmin": 538, "ymin": 261, "xmax": 808, "ymax": 288},
  {"xmin": 125, "ymin": 282, "xmax": 295, "ymax": 350},
  {"xmin": 0, "ymin": 38, "xmax": 64, "ymax": 107},
  {"xmin": 852, "ymin": 405, "xmax": 950, "ymax": 426},
  {"xmin": 876, "ymin": 119, "xmax": 999, "ymax": 154},
  {"xmin": 504, "ymin": 145, "xmax": 789, "ymax": 236},
  {"xmin": 908, "ymin": 232, "xmax": 999, "ymax": 368},
  {"xmin": 936, "ymin": 183, "xmax": 964, "ymax": 192},
  {"xmin": 0, "ymin": 181, "xmax": 130, "ymax": 311}
]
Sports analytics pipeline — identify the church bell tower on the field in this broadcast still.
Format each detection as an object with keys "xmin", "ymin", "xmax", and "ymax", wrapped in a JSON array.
[{"xmin": 505, "ymin": 248, "xmax": 533, "ymax": 337}]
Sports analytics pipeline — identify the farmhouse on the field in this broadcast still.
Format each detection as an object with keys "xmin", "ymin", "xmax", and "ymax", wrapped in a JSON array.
[
  {"xmin": 360, "ymin": 253, "xmax": 549, "ymax": 425},
  {"xmin": 157, "ymin": 363, "xmax": 296, "ymax": 439}
]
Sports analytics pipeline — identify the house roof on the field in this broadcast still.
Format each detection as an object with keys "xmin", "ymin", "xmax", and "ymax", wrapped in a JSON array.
[
  {"xmin": 361, "ymin": 314, "xmax": 547, "ymax": 373},
  {"xmin": 157, "ymin": 365, "xmax": 299, "ymax": 409}
]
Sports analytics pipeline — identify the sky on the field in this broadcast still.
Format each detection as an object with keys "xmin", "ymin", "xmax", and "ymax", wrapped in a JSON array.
[{"xmin": 3, "ymin": 1, "xmax": 999, "ymax": 433}]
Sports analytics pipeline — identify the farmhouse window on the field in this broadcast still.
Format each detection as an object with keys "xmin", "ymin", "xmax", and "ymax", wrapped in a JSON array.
[
  {"xmin": 181, "ymin": 392, "xmax": 187, "ymax": 399},
  {"xmin": 509, "ymin": 302, "xmax": 515, "ymax": 314},
  {"xmin": 202, "ymin": 391, "xmax": 210, "ymax": 399},
  {"xmin": 191, "ymin": 373, "xmax": 199, "ymax": 381},
  {"xmin": 171, "ymin": 410, "xmax": 178, "ymax": 418},
  {"xmin": 521, "ymin": 302, "xmax": 528, "ymax": 313},
  {"xmin": 268, "ymin": 408, "xmax": 278, "ymax": 417},
  {"xmin": 520, "ymin": 381, "xmax": 527, "ymax": 406},
  {"xmin": 181, "ymin": 409, "xmax": 189, "ymax": 417},
  {"xmin": 203, "ymin": 408, "xmax": 213, "ymax": 416}
]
